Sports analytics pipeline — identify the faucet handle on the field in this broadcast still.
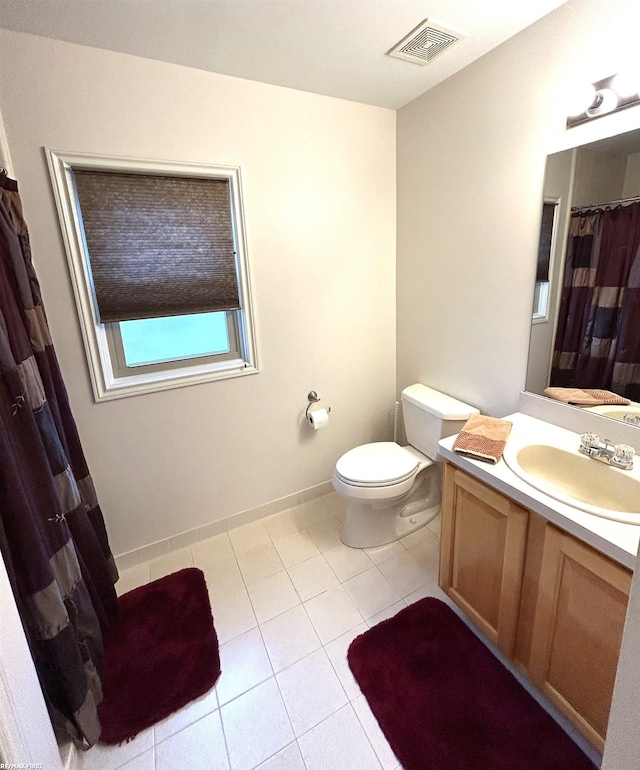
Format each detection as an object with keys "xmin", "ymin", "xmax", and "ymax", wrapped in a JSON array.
[
  {"xmin": 580, "ymin": 432, "xmax": 600, "ymax": 449},
  {"xmin": 613, "ymin": 444, "xmax": 635, "ymax": 469}
]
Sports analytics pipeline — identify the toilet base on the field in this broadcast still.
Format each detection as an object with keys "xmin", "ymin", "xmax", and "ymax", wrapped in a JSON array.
[
  {"xmin": 339, "ymin": 466, "xmax": 441, "ymax": 549},
  {"xmin": 340, "ymin": 501, "xmax": 440, "ymax": 549}
]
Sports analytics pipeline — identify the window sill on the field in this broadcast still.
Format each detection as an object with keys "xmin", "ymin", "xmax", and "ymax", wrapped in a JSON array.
[
  {"xmin": 93, "ymin": 359, "xmax": 259, "ymax": 402},
  {"xmin": 532, "ymin": 314, "xmax": 550, "ymax": 325}
]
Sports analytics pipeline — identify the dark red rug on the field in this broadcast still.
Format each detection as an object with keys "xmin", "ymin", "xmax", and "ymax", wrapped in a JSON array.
[
  {"xmin": 98, "ymin": 567, "xmax": 220, "ymax": 744},
  {"xmin": 348, "ymin": 598, "xmax": 596, "ymax": 770}
]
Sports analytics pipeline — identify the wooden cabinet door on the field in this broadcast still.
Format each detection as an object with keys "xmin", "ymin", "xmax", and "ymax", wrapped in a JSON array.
[
  {"xmin": 439, "ymin": 464, "xmax": 529, "ymax": 659},
  {"xmin": 528, "ymin": 525, "xmax": 632, "ymax": 752}
]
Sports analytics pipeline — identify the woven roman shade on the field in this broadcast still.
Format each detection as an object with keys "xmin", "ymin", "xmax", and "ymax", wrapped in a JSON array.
[
  {"xmin": 73, "ymin": 170, "xmax": 240, "ymax": 323},
  {"xmin": 537, "ymin": 202, "xmax": 556, "ymax": 283}
]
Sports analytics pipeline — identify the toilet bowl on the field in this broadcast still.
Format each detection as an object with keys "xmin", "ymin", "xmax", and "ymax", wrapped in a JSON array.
[
  {"xmin": 333, "ymin": 385, "xmax": 478, "ymax": 549},
  {"xmin": 334, "ymin": 442, "xmax": 442, "ymax": 548}
]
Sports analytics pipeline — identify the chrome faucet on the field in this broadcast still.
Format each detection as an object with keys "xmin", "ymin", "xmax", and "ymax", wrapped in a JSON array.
[{"xmin": 579, "ymin": 433, "xmax": 635, "ymax": 470}]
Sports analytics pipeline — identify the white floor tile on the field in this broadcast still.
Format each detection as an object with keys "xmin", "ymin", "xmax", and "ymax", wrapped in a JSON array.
[
  {"xmin": 304, "ymin": 585, "xmax": 364, "ymax": 644},
  {"xmin": 323, "ymin": 544, "xmax": 373, "ymax": 582},
  {"xmin": 115, "ymin": 563, "xmax": 149, "ymax": 596},
  {"xmin": 211, "ymin": 589, "xmax": 257, "ymax": 645},
  {"xmin": 260, "ymin": 605, "xmax": 321, "ymax": 673},
  {"xmin": 192, "ymin": 532, "xmax": 235, "ymax": 565},
  {"xmin": 112, "ymin": 749, "xmax": 154, "ymax": 770},
  {"xmin": 366, "ymin": 601, "xmax": 406, "ymax": 628},
  {"xmin": 399, "ymin": 524, "xmax": 435, "ymax": 549},
  {"xmin": 236, "ymin": 543, "xmax": 285, "ymax": 586},
  {"xmin": 221, "ymin": 678, "xmax": 294, "ymax": 770},
  {"xmin": 306, "ymin": 517, "xmax": 343, "ymax": 553},
  {"xmin": 408, "ymin": 537, "xmax": 440, "ymax": 579},
  {"xmin": 376, "ymin": 551, "xmax": 431, "ymax": 598},
  {"xmin": 293, "ymin": 497, "xmax": 334, "ymax": 528},
  {"xmin": 248, "ymin": 571, "xmax": 300, "ymax": 624},
  {"xmin": 352, "ymin": 694, "xmax": 399, "ymax": 770},
  {"xmin": 427, "ymin": 513, "xmax": 441, "ymax": 538},
  {"xmin": 75, "ymin": 727, "xmax": 153, "ymax": 770},
  {"xmin": 277, "ymin": 648, "xmax": 348, "ymax": 737},
  {"xmin": 201, "ymin": 557, "xmax": 246, "ymax": 601},
  {"xmin": 153, "ymin": 686, "xmax": 219, "ymax": 744},
  {"xmin": 363, "ymin": 540, "xmax": 406, "ymax": 565},
  {"xmin": 323, "ymin": 623, "xmax": 368, "ymax": 701},
  {"xmin": 298, "ymin": 704, "xmax": 382, "ymax": 770},
  {"xmin": 228, "ymin": 521, "xmax": 272, "ymax": 556},
  {"xmin": 404, "ymin": 579, "xmax": 450, "ymax": 606},
  {"xmin": 92, "ymin": 518, "xmax": 591, "ymax": 770},
  {"xmin": 263, "ymin": 509, "xmax": 304, "ymax": 541},
  {"xmin": 148, "ymin": 547, "xmax": 193, "ymax": 581},
  {"xmin": 273, "ymin": 530, "xmax": 320, "ymax": 568},
  {"xmin": 255, "ymin": 742, "xmax": 306, "ymax": 770},
  {"xmin": 343, "ymin": 568, "xmax": 401, "ymax": 620},
  {"xmin": 156, "ymin": 711, "xmax": 229, "ymax": 770},
  {"xmin": 216, "ymin": 627, "xmax": 274, "ymax": 705},
  {"xmin": 287, "ymin": 554, "xmax": 339, "ymax": 601}
]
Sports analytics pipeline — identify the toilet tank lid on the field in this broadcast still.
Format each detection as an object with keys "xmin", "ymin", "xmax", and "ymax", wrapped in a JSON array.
[{"xmin": 401, "ymin": 384, "xmax": 479, "ymax": 420}]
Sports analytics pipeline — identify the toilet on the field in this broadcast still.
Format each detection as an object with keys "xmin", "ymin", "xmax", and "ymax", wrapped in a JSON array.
[{"xmin": 333, "ymin": 384, "xmax": 478, "ymax": 548}]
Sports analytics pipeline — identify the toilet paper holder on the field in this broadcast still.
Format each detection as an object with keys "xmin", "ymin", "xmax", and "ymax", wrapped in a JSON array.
[{"xmin": 306, "ymin": 391, "xmax": 331, "ymax": 419}]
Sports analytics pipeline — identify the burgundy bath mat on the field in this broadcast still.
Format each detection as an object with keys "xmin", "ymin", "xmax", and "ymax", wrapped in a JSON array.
[
  {"xmin": 98, "ymin": 567, "xmax": 220, "ymax": 744},
  {"xmin": 348, "ymin": 598, "xmax": 595, "ymax": 770}
]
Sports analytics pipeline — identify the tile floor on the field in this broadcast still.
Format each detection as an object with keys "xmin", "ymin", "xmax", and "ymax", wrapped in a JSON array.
[{"xmin": 74, "ymin": 493, "xmax": 600, "ymax": 770}]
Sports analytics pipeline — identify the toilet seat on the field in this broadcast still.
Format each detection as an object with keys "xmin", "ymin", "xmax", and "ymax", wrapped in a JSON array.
[{"xmin": 334, "ymin": 442, "xmax": 420, "ymax": 488}]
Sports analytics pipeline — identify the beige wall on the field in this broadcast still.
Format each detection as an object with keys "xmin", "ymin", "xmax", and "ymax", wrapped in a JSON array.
[
  {"xmin": 397, "ymin": 0, "xmax": 640, "ymax": 417},
  {"xmin": 623, "ymin": 152, "xmax": 640, "ymax": 197},
  {"xmin": 0, "ymin": 30, "xmax": 396, "ymax": 556},
  {"xmin": 572, "ymin": 148, "xmax": 627, "ymax": 206}
]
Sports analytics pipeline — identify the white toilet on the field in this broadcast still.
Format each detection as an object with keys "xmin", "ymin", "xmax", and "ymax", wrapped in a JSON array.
[{"xmin": 333, "ymin": 384, "xmax": 478, "ymax": 548}]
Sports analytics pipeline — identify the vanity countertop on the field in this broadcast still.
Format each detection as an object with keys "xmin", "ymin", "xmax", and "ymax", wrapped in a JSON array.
[{"xmin": 438, "ymin": 412, "xmax": 639, "ymax": 570}]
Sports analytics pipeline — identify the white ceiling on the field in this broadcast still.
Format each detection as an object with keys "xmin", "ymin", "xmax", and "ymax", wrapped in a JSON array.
[{"xmin": 0, "ymin": 0, "xmax": 568, "ymax": 109}]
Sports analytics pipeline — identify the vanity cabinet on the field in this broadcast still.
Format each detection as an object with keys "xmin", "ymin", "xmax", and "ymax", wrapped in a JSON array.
[
  {"xmin": 438, "ymin": 464, "xmax": 529, "ymax": 659},
  {"xmin": 526, "ymin": 524, "xmax": 631, "ymax": 752},
  {"xmin": 439, "ymin": 462, "xmax": 632, "ymax": 753}
]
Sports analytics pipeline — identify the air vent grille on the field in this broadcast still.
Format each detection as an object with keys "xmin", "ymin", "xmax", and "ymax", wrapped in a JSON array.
[{"xmin": 388, "ymin": 18, "xmax": 466, "ymax": 66}]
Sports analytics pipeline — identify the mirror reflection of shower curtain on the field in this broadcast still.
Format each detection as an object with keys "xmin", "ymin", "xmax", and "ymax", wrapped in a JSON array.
[{"xmin": 550, "ymin": 202, "xmax": 640, "ymax": 400}]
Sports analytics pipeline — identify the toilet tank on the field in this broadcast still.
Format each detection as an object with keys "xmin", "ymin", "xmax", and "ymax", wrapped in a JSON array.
[{"xmin": 401, "ymin": 384, "xmax": 479, "ymax": 460}]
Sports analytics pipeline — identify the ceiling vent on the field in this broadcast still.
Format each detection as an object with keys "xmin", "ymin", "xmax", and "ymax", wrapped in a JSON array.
[{"xmin": 387, "ymin": 18, "xmax": 466, "ymax": 66}]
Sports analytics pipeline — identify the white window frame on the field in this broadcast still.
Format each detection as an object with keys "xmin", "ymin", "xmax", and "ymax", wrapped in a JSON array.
[
  {"xmin": 532, "ymin": 280, "xmax": 550, "ymax": 323},
  {"xmin": 47, "ymin": 150, "xmax": 258, "ymax": 401}
]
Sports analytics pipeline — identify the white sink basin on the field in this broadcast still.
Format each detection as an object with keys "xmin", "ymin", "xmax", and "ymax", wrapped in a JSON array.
[
  {"xmin": 587, "ymin": 404, "xmax": 640, "ymax": 423},
  {"xmin": 503, "ymin": 442, "xmax": 640, "ymax": 525}
]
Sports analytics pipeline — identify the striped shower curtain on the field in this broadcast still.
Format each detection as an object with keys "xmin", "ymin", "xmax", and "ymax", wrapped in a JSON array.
[
  {"xmin": 0, "ymin": 173, "xmax": 119, "ymax": 747},
  {"xmin": 550, "ymin": 202, "xmax": 640, "ymax": 400}
]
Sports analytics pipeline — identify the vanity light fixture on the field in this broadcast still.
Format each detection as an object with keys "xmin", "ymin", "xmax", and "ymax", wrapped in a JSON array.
[{"xmin": 567, "ymin": 73, "xmax": 640, "ymax": 128}]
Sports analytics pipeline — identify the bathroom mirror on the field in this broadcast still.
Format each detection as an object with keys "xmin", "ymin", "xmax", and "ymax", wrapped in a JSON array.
[{"xmin": 525, "ymin": 125, "xmax": 640, "ymax": 426}]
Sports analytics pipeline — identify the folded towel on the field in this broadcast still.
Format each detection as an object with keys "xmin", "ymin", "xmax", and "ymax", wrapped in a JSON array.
[
  {"xmin": 453, "ymin": 414, "xmax": 512, "ymax": 464},
  {"xmin": 543, "ymin": 387, "xmax": 630, "ymax": 406}
]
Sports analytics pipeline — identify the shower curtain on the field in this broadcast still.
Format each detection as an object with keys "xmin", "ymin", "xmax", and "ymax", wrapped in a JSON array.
[
  {"xmin": 0, "ymin": 172, "xmax": 119, "ymax": 748},
  {"xmin": 550, "ymin": 202, "xmax": 640, "ymax": 400}
]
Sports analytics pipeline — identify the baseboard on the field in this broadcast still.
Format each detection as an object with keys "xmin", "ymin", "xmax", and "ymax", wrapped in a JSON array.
[{"xmin": 114, "ymin": 479, "xmax": 334, "ymax": 571}]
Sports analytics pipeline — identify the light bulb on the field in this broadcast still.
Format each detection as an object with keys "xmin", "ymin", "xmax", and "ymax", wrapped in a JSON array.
[
  {"xmin": 611, "ymin": 72, "xmax": 640, "ymax": 98},
  {"xmin": 586, "ymin": 88, "xmax": 619, "ymax": 117}
]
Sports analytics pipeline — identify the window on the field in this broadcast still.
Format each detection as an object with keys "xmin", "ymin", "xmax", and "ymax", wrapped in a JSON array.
[
  {"xmin": 47, "ymin": 151, "xmax": 258, "ymax": 401},
  {"xmin": 532, "ymin": 199, "xmax": 558, "ymax": 322}
]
